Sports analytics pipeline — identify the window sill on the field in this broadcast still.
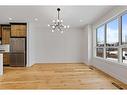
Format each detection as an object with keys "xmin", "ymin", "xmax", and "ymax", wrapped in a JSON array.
[{"xmin": 94, "ymin": 57, "xmax": 127, "ymax": 69}]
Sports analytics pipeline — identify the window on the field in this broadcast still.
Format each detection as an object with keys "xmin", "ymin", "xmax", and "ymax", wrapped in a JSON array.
[
  {"xmin": 106, "ymin": 48, "xmax": 118, "ymax": 61},
  {"xmin": 96, "ymin": 25, "xmax": 105, "ymax": 58},
  {"xmin": 95, "ymin": 11, "xmax": 127, "ymax": 64},
  {"xmin": 96, "ymin": 48, "xmax": 104, "ymax": 57},
  {"xmin": 122, "ymin": 48, "xmax": 127, "ymax": 64},
  {"xmin": 106, "ymin": 19, "xmax": 119, "ymax": 46},
  {"xmin": 96, "ymin": 25, "xmax": 105, "ymax": 47},
  {"xmin": 122, "ymin": 14, "xmax": 127, "ymax": 44}
]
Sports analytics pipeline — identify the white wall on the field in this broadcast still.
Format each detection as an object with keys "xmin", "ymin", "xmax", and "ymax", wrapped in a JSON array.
[
  {"xmin": 83, "ymin": 27, "xmax": 88, "ymax": 63},
  {"xmin": 83, "ymin": 24, "xmax": 92, "ymax": 65},
  {"xmin": 27, "ymin": 6, "xmax": 127, "ymax": 84},
  {"xmin": 27, "ymin": 23, "xmax": 35, "ymax": 67},
  {"xmin": 0, "ymin": 54, "xmax": 3, "ymax": 75},
  {"xmin": 28, "ymin": 25, "xmax": 84, "ymax": 64},
  {"xmin": 92, "ymin": 6, "xmax": 127, "ymax": 84}
]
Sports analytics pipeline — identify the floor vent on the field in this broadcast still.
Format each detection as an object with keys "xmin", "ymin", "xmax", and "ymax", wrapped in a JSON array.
[{"xmin": 112, "ymin": 82, "xmax": 123, "ymax": 89}]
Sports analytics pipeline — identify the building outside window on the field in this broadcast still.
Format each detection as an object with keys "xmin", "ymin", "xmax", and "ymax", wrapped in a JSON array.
[
  {"xmin": 96, "ymin": 11, "xmax": 127, "ymax": 64},
  {"xmin": 96, "ymin": 48, "xmax": 104, "ymax": 57},
  {"xmin": 122, "ymin": 48, "xmax": 127, "ymax": 63}
]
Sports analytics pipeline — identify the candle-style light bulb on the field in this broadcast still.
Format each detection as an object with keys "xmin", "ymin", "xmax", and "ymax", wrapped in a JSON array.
[
  {"xmin": 57, "ymin": 19, "xmax": 60, "ymax": 22},
  {"xmin": 52, "ymin": 20, "xmax": 55, "ymax": 22},
  {"xmin": 67, "ymin": 25, "xmax": 69, "ymax": 28},
  {"xmin": 64, "ymin": 26, "xmax": 66, "ymax": 28},
  {"xmin": 52, "ymin": 30, "xmax": 54, "ymax": 32},
  {"xmin": 61, "ymin": 20, "xmax": 63, "ymax": 22},
  {"xmin": 52, "ymin": 26, "xmax": 55, "ymax": 28}
]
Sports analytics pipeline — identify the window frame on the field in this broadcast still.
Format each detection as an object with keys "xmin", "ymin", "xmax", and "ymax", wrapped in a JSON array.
[
  {"xmin": 106, "ymin": 47, "xmax": 119, "ymax": 62},
  {"xmin": 96, "ymin": 48, "xmax": 104, "ymax": 58},
  {"xmin": 106, "ymin": 18, "xmax": 119, "ymax": 47},
  {"xmin": 96, "ymin": 25, "xmax": 105, "ymax": 47},
  {"xmin": 122, "ymin": 48, "xmax": 127, "ymax": 64},
  {"xmin": 95, "ymin": 10, "xmax": 127, "ymax": 65},
  {"xmin": 121, "ymin": 13, "xmax": 127, "ymax": 45}
]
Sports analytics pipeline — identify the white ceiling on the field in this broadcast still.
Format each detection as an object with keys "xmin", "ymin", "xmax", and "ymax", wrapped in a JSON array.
[{"xmin": 0, "ymin": 6, "xmax": 115, "ymax": 28}]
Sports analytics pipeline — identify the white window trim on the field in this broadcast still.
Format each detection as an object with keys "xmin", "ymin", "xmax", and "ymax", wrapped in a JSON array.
[{"xmin": 95, "ymin": 10, "xmax": 127, "ymax": 65}]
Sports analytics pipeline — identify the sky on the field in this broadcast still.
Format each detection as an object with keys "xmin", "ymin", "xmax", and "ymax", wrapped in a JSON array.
[
  {"xmin": 97, "ymin": 13, "xmax": 127, "ymax": 44},
  {"xmin": 107, "ymin": 18, "xmax": 118, "ymax": 44},
  {"xmin": 122, "ymin": 13, "xmax": 127, "ymax": 43},
  {"xmin": 97, "ymin": 25, "xmax": 104, "ymax": 44}
]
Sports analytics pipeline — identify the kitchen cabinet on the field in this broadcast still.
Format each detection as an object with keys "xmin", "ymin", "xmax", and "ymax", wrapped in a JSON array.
[
  {"xmin": 3, "ymin": 53, "xmax": 10, "ymax": 66},
  {"xmin": 11, "ymin": 23, "xmax": 27, "ymax": 37},
  {"xmin": 2, "ymin": 25, "xmax": 10, "ymax": 44}
]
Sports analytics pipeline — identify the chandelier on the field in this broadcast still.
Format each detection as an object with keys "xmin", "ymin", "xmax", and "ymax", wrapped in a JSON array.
[{"xmin": 48, "ymin": 8, "xmax": 69, "ymax": 34}]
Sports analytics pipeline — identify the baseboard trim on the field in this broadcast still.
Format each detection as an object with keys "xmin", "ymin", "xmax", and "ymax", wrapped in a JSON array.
[
  {"xmin": 27, "ymin": 62, "xmax": 85, "ymax": 67},
  {"xmin": 91, "ymin": 65, "xmax": 127, "ymax": 88},
  {"xmin": 35, "ymin": 62, "xmax": 84, "ymax": 64}
]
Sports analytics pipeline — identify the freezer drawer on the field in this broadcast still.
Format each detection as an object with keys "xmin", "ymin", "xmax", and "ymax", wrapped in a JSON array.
[{"xmin": 10, "ymin": 53, "xmax": 26, "ymax": 67}]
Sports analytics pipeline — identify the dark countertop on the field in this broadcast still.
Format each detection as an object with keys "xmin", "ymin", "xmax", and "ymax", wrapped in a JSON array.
[
  {"xmin": 0, "ymin": 50, "xmax": 9, "ymax": 54},
  {"xmin": 0, "ymin": 50, "xmax": 5, "ymax": 54}
]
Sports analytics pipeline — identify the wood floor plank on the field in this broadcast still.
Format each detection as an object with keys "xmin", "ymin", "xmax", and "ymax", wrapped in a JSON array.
[{"xmin": 0, "ymin": 63, "xmax": 127, "ymax": 89}]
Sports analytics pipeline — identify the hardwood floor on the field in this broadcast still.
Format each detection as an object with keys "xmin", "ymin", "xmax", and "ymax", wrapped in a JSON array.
[{"xmin": 0, "ymin": 63, "xmax": 127, "ymax": 89}]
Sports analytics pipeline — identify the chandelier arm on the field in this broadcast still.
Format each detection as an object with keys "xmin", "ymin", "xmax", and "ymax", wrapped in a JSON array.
[
  {"xmin": 54, "ymin": 26, "xmax": 56, "ymax": 30},
  {"xmin": 50, "ymin": 25, "xmax": 55, "ymax": 30},
  {"xmin": 60, "ymin": 24, "xmax": 64, "ymax": 27},
  {"xmin": 59, "ymin": 27, "xmax": 62, "ymax": 31}
]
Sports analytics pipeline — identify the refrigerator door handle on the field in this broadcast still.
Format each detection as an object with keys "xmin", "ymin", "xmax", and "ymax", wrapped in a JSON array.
[{"xmin": 10, "ymin": 45, "xmax": 12, "ymax": 52}]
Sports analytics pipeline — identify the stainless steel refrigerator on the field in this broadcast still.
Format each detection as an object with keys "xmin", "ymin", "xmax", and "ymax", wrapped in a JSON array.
[{"xmin": 10, "ymin": 38, "xmax": 26, "ymax": 67}]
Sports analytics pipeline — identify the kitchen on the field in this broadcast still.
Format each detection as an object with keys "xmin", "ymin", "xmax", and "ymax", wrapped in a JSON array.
[{"xmin": 0, "ymin": 23, "xmax": 27, "ymax": 75}]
